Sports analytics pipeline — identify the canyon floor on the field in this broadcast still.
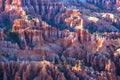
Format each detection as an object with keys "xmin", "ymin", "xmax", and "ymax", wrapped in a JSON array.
[{"xmin": 0, "ymin": 0, "xmax": 120, "ymax": 80}]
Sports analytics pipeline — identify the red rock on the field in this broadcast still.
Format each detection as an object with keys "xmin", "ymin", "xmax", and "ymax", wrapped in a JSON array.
[
  {"xmin": 87, "ymin": 0, "xmax": 117, "ymax": 10},
  {"xmin": 0, "ymin": 0, "xmax": 120, "ymax": 80}
]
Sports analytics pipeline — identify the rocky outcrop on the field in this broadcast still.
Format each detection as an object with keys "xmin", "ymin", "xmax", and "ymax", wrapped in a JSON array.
[
  {"xmin": 3, "ymin": 21, "xmax": 119, "ymax": 79},
  {"xmin": 0, "ymin": 60, "xmax": 119, "ymax": 80},
  {"xmin": 0, "ymin": 0, "xmax": 120, "ymax": 80},
  {"xmin": 0, "ymin": 0, "xmax": 120, "ymax": 32},
  {"xmin": 87, "ymin": 0, "xmax": 120, "ymax": 10}
]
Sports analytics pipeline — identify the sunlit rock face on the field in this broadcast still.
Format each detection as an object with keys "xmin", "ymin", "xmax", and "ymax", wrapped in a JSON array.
[
  {"xmin": 0, "ymin": 16, "xmax": 120, "ymax": 80},
  {"xmin": 0, "ymin": 0, "xmax": 120, "ymax": 80},
  {"xmin": 0, "ymin": 0, "xmax": 120, "ymax": 32},
  {"xmin": 0, "ymin": 0, "xmax": 84, "ymax": 30}
]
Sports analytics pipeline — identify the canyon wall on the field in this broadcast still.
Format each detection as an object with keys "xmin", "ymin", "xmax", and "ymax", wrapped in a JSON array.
[
  {"xmin": 87, "ymin": 0, "xmax": 120, "ymax": 10},
  {"xmin": 0, "ymin": 0, "xmax": 120, "ymax": 80},
  {"xmin": 0, "ymin": 0, "xmax": 120, "ymax": 32},
  {"xmin": 0, "ymin": 17, "xmax": 120, "ymax": 79},
  {"xmin": 0, "ymin": 60, "xmax": 119, "ymax": 80}
]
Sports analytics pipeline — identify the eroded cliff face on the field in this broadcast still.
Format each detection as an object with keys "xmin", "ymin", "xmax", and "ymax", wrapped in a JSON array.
[
  {"xmin": 0, "ymin": 0, "xmax": 120, "ymax": 32},
  {"xmin": 0, "ymin": 0, "xmax": 120, "ymax": 80},
  {"xmin": 0, "ymin": 60, "xmax": 119, "ymax": 80},
  {"xmin": 86, "ymin": 0, "xmax": 120, "ymax": 10},
  {"xmin": 0, "ymin": 17, "xmax": 120, "ymax": 79}
]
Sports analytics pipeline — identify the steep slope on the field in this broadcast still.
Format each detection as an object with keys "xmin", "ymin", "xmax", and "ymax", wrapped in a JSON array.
[
  {"xmin": 0, "ymin": 0, "xmax": 120, "ymax": 80},
  {"xmin": 0, "ymin": 0, "xmax": 120, "ymax": 32}
]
